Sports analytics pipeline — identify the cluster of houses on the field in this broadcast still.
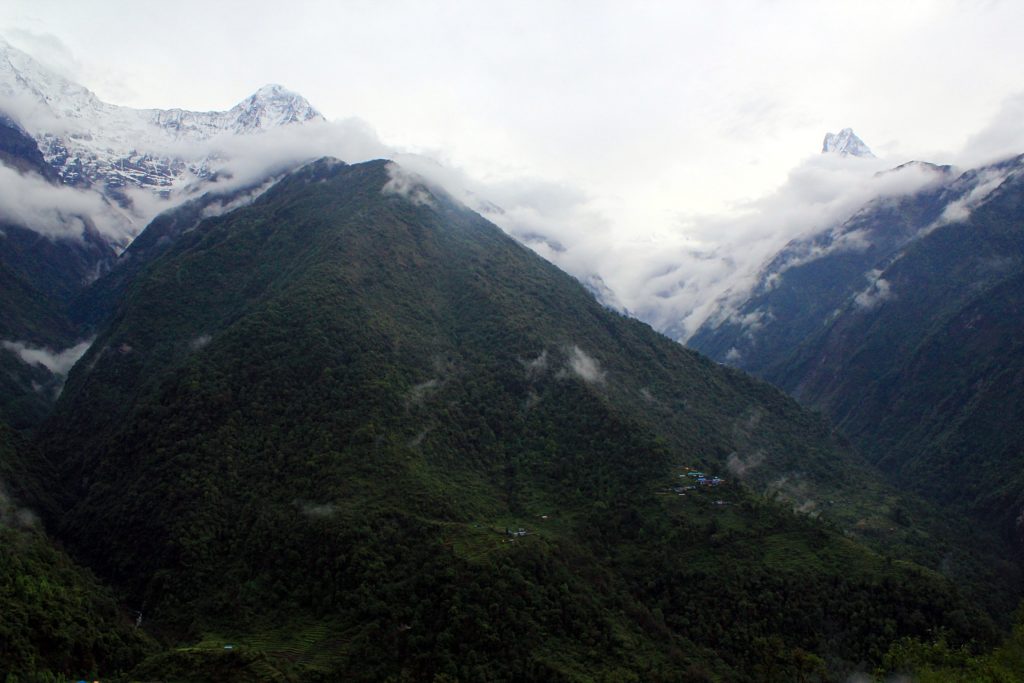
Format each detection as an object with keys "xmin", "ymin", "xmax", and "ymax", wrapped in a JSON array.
[
  {"xmin": 682, "ymin": 469, "xmax": 724, "ymax": 486},
  {"xmin": 505, "ymin": 527, "xmax": 528, "ymax": 538},
  {"xmin": 665, "ymin": 467, "xmax": 726, "ymax": 496}
]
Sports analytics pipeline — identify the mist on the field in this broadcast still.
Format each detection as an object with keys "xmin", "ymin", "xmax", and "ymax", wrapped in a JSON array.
[
  {"xmin": 1, "ymin": 338, "xmax": 94, "ymax": 375},
  {"xmin": 562, "ymin": 346, "xmax": 605, "ymax": 385},
  {"xmin": 6, "ymin": 72, "xmax": 1024, "ymax": 346},
  {"xmin": 0, "ymin": 164, "xmax": 133, "ymax": 241}
]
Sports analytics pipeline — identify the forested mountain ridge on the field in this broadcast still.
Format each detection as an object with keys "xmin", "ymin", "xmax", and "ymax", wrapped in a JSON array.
[
  {"xmin": 765, "ymin": 158, "xmax": 1024, "ymax": 548},
  {"xmin": 687, "ymin": 156, "xmax": 1017, "ymax": 375},
  {"xmin": 15, "ymin": 157, "xmax": 996, "ymax": 680},
  {"xmin": 0, "ymin": 424, "xmax": 154, "ymax": 678},
  {"xmin": 688, "ymin": 151, "xmax": 1024, "ymax": 647}
]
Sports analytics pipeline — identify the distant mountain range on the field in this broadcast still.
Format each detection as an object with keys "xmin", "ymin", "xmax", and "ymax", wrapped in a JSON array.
[
  {"xmin": 1, "ymin": 37, "xmax": 321, "ymax": 206},
  {"xmin": 1, "ymin": 35, "xmax": 1023, "ymax": 681}
]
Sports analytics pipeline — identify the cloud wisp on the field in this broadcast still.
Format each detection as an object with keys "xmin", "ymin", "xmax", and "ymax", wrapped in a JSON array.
[
  {"xmin": 562, "ymin": 346, "xmax": 605, "ymax": 384},
  {"xmin": 0, "ymin": 164, "xmax": 133, "ymax": 241},
  {"xmin": 1, "ymin": 338, "xmax": 94, "ymax": 375}
]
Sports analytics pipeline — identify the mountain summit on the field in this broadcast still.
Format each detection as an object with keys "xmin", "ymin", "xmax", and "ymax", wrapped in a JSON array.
[
  {"xmin": 0, "ymin": 37, "xmax": 323, "ymax": 197},
  {"xmin": 822, "ymin": 127, "xmax": 875, "ymax": 158},
  {"xmin": 151, "ymin": 83, "xmax": 322, "ymax": 138}
]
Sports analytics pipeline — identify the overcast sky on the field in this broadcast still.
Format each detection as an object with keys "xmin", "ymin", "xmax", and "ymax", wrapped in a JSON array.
[{"xmin": 4, "ymin": 0, "xmax": 1024, "ymax": 337}]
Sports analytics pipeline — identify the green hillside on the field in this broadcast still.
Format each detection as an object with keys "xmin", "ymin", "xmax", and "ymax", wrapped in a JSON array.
[
  {"xmin": 766, "ymin": 161, "xmax": 1024, "ymax": 554},
  {"xmin": 0, "ymin": 424, "xmax": 153, "ymax": 680},
  {"xmin": 29, "ymin": 158, "xmax": 999, "ymax": 681}
]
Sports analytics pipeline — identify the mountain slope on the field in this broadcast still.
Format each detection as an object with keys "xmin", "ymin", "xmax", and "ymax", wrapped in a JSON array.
[
  {"xmin": 688, "ymin": 157, "xmax": 1010, "ymax": 376},
  {"xmin": 0, "ymin": 38, "xmax": 321, "ymax": 429},
  {"xmin": 690, "ymin": 151, "xmax": 1024, "ymax": 577},
  {"xmin": 0, "ymin": 117, "xmax": 116, "ymax": 428},
  {"xmin": 36, "ymin": 158, "xmax": 996, "ymax": 680},
  {"xmin": 0, "ymin": 423, "xmax": 152, "ymax": 679},
  {"xmin": 767, "ymin": 160, "xmax": 1024, "ymax": 545}
]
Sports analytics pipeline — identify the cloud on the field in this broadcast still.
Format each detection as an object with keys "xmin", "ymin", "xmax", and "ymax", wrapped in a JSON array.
[
  {"xmin": 563, "ymin": 345, "xmax": 605, "ymax": 384},
  {"xmin": 375, "ymin": 93, "xmax": 1024, "ymax": 346},
  {"xmin": 6, "ymin": 21, "xmax": 1023, "ymax": 356},
  {"xmin": 521, "ymin": 350, "xmax": 549, "ymax": 377},
  {"xmin": 925, "ymin": 164, "xmax": 1016, "ymax": 233},
  {"xmin": 726, "ymin": 450, "xmax": 765, "ymax": 479},
  {"xmin": 766, "ymin": 475, "xmax": 819, "ymax": 517},
  {"xmin": 185, "ymin": 126, "xmax": 947, "ymax": 347},
  {"xmin": 0, "ymin": 478, "xmax": 40, "ymax": 530},
  {"xmin": 5, "ymin": 4, "xmax": 1024, "ymax": 357},
  {"xmin": 300, "ymin": 502, "xmax": 338, "ymax": 519},
  {"xmin": 383, "ymin": 162, "xmax": 436, "ymax": 207},
  {"xmin": 959, "ymin": 92, "xmax": 1024, "ymax": 168},
  {"xmin": 763, "ymin": 228, "xmax": 873, "ymax": 287},
  {"xmin": 196, "ymin": 117, "xmax": 390, "ymax": 193},
  {"xmin": 189, "ymin": 334, "xmax": 212, "ymax": 351},
  {"xmin": 1, "ymin": 338, "xmax": 93, "ymax": 375},
  {"xmin": 603, "ymin": 155, "xmax": 947, "ymax": 340},
  {"xmin": 853, "ymin": 270, "xmax": 893, "ymax": 311},
  {"xmin": 0, "ymin": 164, "xmax": 134, "ymax": 241},
  {"xmin": 0, "ymin": 105, "xmax": 968, "ymax": 354},
  {"xmin": 0, "ymin": 28, "xmax": 961, "ymax": 349},
  {"xmin": 2, "ymin": 29, "xmax": 82, "ymax": 84}
]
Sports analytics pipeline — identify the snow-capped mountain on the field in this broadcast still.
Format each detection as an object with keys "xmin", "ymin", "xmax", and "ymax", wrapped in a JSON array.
[
  {"xmin": 0, "ymin": 37, "xmax": 323, "ymax": 200},
  {"xmin": 822, "ymin": 128, "xmax": 875, "ymax": 158}
]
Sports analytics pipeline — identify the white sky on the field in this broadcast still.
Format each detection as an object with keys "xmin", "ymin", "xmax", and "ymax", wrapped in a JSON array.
[{"xmin": 4, "ymin": 0, "xmax": 1024, "ymax": 336}]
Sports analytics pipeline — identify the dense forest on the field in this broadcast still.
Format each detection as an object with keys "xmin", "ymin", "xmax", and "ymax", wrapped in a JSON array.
[{"xmin": 0, "ymin": 159, "xmax": 1008, "ymax": 680}]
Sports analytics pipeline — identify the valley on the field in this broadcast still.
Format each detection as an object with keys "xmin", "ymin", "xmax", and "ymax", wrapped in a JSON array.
[{"xmin": 1, "ymin": 21, "xmax": 1023, "ymax": 683}]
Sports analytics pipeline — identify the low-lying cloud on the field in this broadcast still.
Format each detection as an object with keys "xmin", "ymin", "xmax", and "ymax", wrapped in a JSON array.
[
  {"xmin": 300, "ymin": 502, "xmax": 339, "ymax": 519},
  {"xmin": 6, "ymin": 71, "xmax": 1024, "ymax": 351},
  {"xmin": 0, "ymin": 478, "xmax": 40, "ymax": 530},
  {"xmin": 0, "ymin": 164, "xmax": 133, "ymax": 241},
  {"xmin": 189, "ymin": 333, "xmax": 212, "ymax": 351},
  {"xmin": 2, "ymin": 338, "xmax": 93, "ymax": 375},
  {"xmin": 521, "ymin": 350, "xmax": 549, "ymax": 377},
  {"xmin": 927, "ymin": 164, "xmax": 1017, "ymax": 233},
  {"xmin": 628, "ymin": 157, "xmax": 947, "ymax": 340},
  {"xmin": 563, "ymin": 345, "xmax": 605, "ymax": 384},
  {"xmin": 389, "ymin": 145, "xmax": 954, "ymax": 343},
  {"xmin": 959, "ymin": 92, "xmax": 1024, "ymax": 169},
  {"xmin": 374, "ymin": 98, "xmax": 1024, "ymax": 345},
  {"xmin": 726, "ymin": 450, "xmax": 766, "ymax": 479},
  {"xmin": 853, "ymin": 270, "xmax": 893, "ymax": 311}
]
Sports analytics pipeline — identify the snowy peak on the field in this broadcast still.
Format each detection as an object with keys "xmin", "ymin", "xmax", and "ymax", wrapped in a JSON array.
[
  {"xmin": 227, "ymin": 83, "xmax": 324, "ymax": 133},
  {"xmin": 0, "ymin": 37, "xmax": 103, "ymax": 120},
  {"xmin": 0, "ymin": 36, "xmax": 325, "ymax": 198},
  {"xmin": 150, "ymin": 84, "xmax": 324, "ymax": 139},
  {"xmin": 822, "ymin": 128, "xmax": 875, "ymax": 158}
]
